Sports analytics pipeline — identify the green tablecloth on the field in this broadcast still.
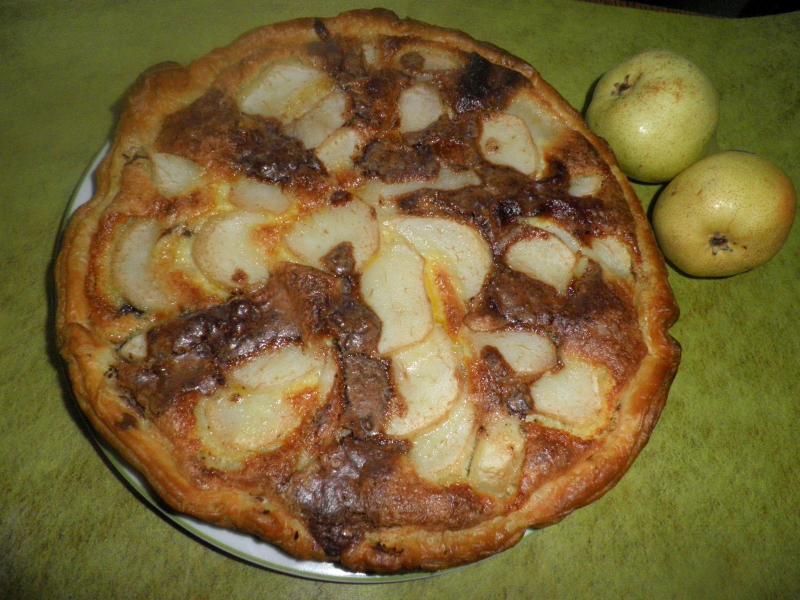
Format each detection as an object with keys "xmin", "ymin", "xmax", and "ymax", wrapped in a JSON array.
[{"xmin": 2, "ymin": 1, "xmax": 798, "ymax": 597}]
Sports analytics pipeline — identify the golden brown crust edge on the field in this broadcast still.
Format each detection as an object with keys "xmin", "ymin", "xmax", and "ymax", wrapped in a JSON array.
[{"xmin": 56, "ymin": 8, "xmax": 680, "ymax": 573}]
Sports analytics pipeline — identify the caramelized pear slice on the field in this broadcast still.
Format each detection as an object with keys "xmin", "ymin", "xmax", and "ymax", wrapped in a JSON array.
[
  {"xmin": 113, "ymin": 220, "xmax": 171, "ymax": 311},
  {"xmin": 468, "ymin": 414, "xmax": 526, "ymax": 498},
  {"xmin": 504, "ymin": 233, "xmax": 576, "ymax": 294},
  {"xmin": 588, "ymin": 236, "xmax": 633, "ymax": 279},
  {"xmin": 285, "ymin": 198, "xmax": 378, "ymax": 270},
  {"xmin": 479, "ymin": 113, "xmax": 540, "ymax": 175},
  {"xmin": 398, "ymin": 83, "xmax": 444, "ymax": 133},
  {"xmin": 315, "ymin": 127, "xmax": 365, "ymax": 174},
  {"xmin": 505, "ymin": 92, "xmax": 565, "ymax": 151},
  {"xmin": 192, "ymin": 211, "xmax": 270, "ymax": 289},
  {"xmin": 287, "ymin": 90, "xmax": 347, "ymax": 149},
  {"xmin": 469, "ymin": 329, "xmax": 556, "ymax": 376},
  {"xmin": 521, "ymin": 218, "xmax": 633, "ymax": 280},
  {"xmin": 199, "ymin": 387, "xmax": 299, "ymax": 453},
  {"xmin": 118, "ymin": 333, "xmax": 148, "ymax": 361},
  {"xmin": 230, "ymin": 179, "xmax": 293, "ymax": 215},
  {"xmin": 230, "ymin": 345, "xmax": 322, "ymax": 390},
  {"xmin": 151, "ymin": 153, "xmax": 203, "ymax": 198},
  {"xmin": 386, "ymin": 327, "xmax": 459, "ymax": 437},
  {"xmin": 238, "ymin": 61, "xmax": 332, "ymax": 123},
  {"xmin": 389, "ymin": 216, "xmax": 492, "ymax": 301},
  {"xmin": 360, "ymin": 236, "xmax": 432, "ymax": 354},
  {"xmin": 355, "ymin": 165, "xmax": 480, "ymax": 208},
  {"xmin": 530, "ymin": 356, "xmax": 614, "ymax": 431},
  {"xmin": 409, "ymin": 398, "xmax": 476, "ymax": 486},
  {"xmin": 395, "ymin": 45, "xmax": 464, "ymax": 72},
  {"xmin": 568, "ymin": 174, "xmax": 603, "ymax": 197}
]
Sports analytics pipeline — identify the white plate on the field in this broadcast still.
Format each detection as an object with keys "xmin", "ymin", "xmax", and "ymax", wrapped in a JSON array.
[{"xmin": 63, "ymin": 144, "xmax": 440, "ymax": 583}]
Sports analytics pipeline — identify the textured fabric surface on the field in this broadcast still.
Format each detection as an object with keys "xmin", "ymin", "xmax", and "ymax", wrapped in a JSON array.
[{"xmin": 1, "ymin": 1, "xmax": 798, "ymax": 597}]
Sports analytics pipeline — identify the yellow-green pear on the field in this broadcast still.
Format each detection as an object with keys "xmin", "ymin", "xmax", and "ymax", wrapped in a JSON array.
[
  {"xmin": 652, "ymin": 151, "xmax": 796, "ymax": 277},
  {"xmin": 586, "ymin": 50, "xmax": 719, "ymax": 183}
]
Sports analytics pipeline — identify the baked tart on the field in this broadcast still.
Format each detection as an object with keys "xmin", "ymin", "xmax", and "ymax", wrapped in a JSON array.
[{"xmin": 57, "ymin": 9, "xmax": 680, "ymax": 573}]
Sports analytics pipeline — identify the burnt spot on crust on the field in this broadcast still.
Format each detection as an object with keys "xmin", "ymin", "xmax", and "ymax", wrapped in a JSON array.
[
  {"xmin": 313, "ymin": 18, "xmax": 331, "ymax": 41},
  {"xmin": 397, "ymin": 160, "xmax": 634, "ymax": 249},
  {"xmin": 309, "ymin": 30, "xmax": 370, "ymax": 84},
  {"xmin": 470, "ymin": 263, "xmax": 645, "ymax": 380},
  {"xmin": 157, "ymin": 90, "xmax": 244, "ymax": 165},
  {"xmin": 347, "ymin": 70, "xmax": 405, "ymax": 130},
  {"xmin": 321, "ymin": 241, "xmax": 357, "ymax": 277},
  {"xmin": 289, "ymin": 436, "xmax": 407, "ymax": 557},
  {"xmin": 288, "ymin": 435, "xmax": 490, "ymax": 558},
  {"xmin": 399, "ymin": 51, "xmax": 424, "ymax": 73},
  {"xmin": 322, "ymin": 246, "xmax": 381, "ymax": 353},
  {"xmin": 328, "ymin": 300, "xmax": 382, "ymax": 354},
  {"xmin": 358, "ymin": 139, "xmax": 439, "ymax": 183},
  {"xmin": 452, "ymin": 52, "xmax": 526, "ymax": 113},
  {"xmin": 403, "ymin": 114, "xmax": 482, "ymax": 171},
  {"xmin": 156, "ymin": 90, "xmax": 324, "ymax": 188},
  {"xmin": 341, "ymin": 353, "xmax": 392, "ymax": 436},
  {"xmin": 116, "ymin": 259, "xmax": 385, "ymax": 418},
  {"xmin": 234, "ymin": 120, "xmax": 324, "ymax": 186},
  {"xmin": 328, "ymin": 189, "xmax": 352, "ymax": 207},
  {"xmin": 118, "ymin": 303, "xmax": 144, "ymax": 317},
  {"xmin": 116, "ymin": 413, "xmax": 138, "ymax": 430},
  {"xmin": 116, "ymin": 294, "xmax": 299, "ymax": 415},
  {"xmin": 398, "ymin": 186, "xmax": 504, "ymax": 245},
  {"xmin": 474, "ymin": 264, "xmax": 565, "ymax": 330}
]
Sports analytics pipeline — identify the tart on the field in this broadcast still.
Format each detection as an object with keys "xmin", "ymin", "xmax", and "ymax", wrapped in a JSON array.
[{"xmin": 57, "ymin": 9, "xmax": 680, "ymax": 573}]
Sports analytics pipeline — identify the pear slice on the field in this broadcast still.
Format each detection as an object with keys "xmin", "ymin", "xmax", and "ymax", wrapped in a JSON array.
[
  {"xmin": 394, "ymin": 46, "xmax": 464, "ymax": 71},
  {"xmin": 230, "ymin": 179, "xmax": 293, "ymax": 215},
  {"xmin": 408, "ymin": 398, "xmax": 476, "ymax": 486},
  {"xmin": 316, "ymin": 352, "xmax": 338, "ymax": 404},
  {"xmin": 230, "ymin": 345, "xmax": 322, "ymax": 390},
  {"xmin": 286, "ymin": 90, "xmax": 347, "ymax": 149},
  {"xmin": 362, "ymin": 42, "xmax": 381, "ymax": 67},
  {"xmin": 467, "ymin": 414, "xmax": 526, "ymax": 498},
  {"xmin": 198, "ymin": 386, "xmax": 299, "ymax": 454},
  {"xmin": 192, "ymin": 211, "xmax": 270, "ymax": 289},
  {"xmin": 315, "ymin": 127, "xmax": 365, "ymax": 174},
  {"xmin": 505, "ymin": 92, "xmax": 565, "ymax": 151},
  {"xmin": 521, "ymin": 217, "xmax": 633, "ymax": 281},
  {"xmin": 587, "ymin": 236, "xmax": 633, "ymax": 279},
  {"xmin": 119, "ymin": 332, "xmax": 148, "ymax": 361},
  {"xmin": 238, "ymin": 61, "xmax": 333, "ymax": 123},
  {"xmin": 389, "ymin": 216, "xmax": 492, "ymax": 301},
  {"xmin": 360, "ymin": 236, "xmax": 432, "ymax": 354},
  {"xmin": 386, "ymin": 327, "xmax": 459, "ymax": 437},
  {"xmin": 469, "ymin": 329, "xmax": 556, "ymax": 376},
  {"xmin": 521, "ymin": 217, "xmax": 581, "ymax": 253},
  {"xmin": 355, "ymin": 165, "xmax": 480, "ymax": 208},
  {"xmin": 398, "ymin": 83, "xmax": 444, "ymax": 133},
  {"xmin": 113, "ymin": 220, "xmax": 171, "ymax": 311},
  {"xmin": 504, "ymin": 233, "xmax": 576, "ymax": 294},
  {"xmin": 285, "ymin": 198, "xmax": 378, "ymax": 270},
  {"xmin": 479, "ymin": 113, "xmax": 540, "ymax": 175},
  {"xmin": 568, "ymin": 174, "xmax": 603, "ymax": 197},
  {"xmin": 530, "ymin": 356, "xmax": 614, "ymax": 431},
  {"xmin": 151, "ymin": 153, "xmax": 203, "ymax": 198}
]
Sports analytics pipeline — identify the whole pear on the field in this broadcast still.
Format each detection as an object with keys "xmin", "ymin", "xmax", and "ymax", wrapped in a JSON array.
[
  {"xmin": 652, "ymin": 151, "xmax": 796, "ymax": 277},
  {"xmin": 586, "ymin": 49, "xmax": 719, "ymax": 183}
]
